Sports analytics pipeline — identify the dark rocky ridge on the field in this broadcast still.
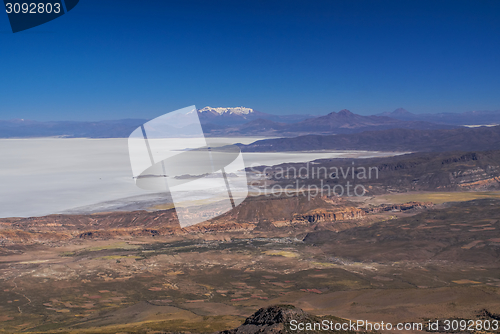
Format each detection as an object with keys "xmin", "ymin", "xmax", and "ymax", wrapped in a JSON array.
[
  {"xmin": 240, "ymin": 125, "xmax": 500, "ymax": 152},
  {"xmin": 254, "ymin": 150, "xmax": 500, "ymax": 194}
]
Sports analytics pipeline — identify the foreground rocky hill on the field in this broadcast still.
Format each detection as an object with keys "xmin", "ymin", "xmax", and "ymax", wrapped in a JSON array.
[{"xmin": 215, "ymin": 305, "xmax": 359, "ymax": 334}]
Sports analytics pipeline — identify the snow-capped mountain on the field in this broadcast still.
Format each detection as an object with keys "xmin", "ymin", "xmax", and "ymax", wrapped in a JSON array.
[
  {"xmin": 198, "ymin": 106, "xmax": 255, "ymax": 116},
  {"xmin": 197, "ymin": 106, "xmax": 262, "ymax": 126},
  {"xmin": 197, "ymin": 106, "xmax": 311, "ymax": 126}
]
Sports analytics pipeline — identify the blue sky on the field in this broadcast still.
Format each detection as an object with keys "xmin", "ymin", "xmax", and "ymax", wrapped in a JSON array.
[{"xmin": 0, "ymin": 0, "xmax": 499, "ymax": 121}]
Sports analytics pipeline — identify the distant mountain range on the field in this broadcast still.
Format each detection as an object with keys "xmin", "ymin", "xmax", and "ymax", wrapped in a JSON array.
[
  {"xmin": 0, "ymin": 106, "xmax": 312, "ymax": 138},
  {"xmin": 379, "ymin": 108, "xmax": 500, "ymax": 125},
  {"xmin": 1, "ymin": 106, "xmax": 499, "ymax": 138},
  {"xmin": 203, "ymin": 108, "xmax": 457, "ymax": 137},
  {"xmin": 0, "ymin": 118, "xmax": 147, "ymax": 138},
  {"xmin": 239, "ymin": 124, "xmax": 500, "ymax": 152}
]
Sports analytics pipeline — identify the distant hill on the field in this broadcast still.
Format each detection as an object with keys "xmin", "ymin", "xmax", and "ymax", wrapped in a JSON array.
[
  {"xmin": 287, "ymin": 109, "xmax": 453, "ymax": 133},
  {"xmin": 379, "ymin": 107, "xmax": 414, "ymax": 118},
  {"xmin": 240, "ymin": 125, "xmax": 500, "ymax": 152},
  {"xmin": 379, "ymin": 108, "xmax": 500, "ymax": 125}
]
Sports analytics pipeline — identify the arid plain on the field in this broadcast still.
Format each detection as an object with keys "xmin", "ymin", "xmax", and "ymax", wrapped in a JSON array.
[
  {"xmin": 1, "ymin": 194, "xmax": 500, "ymax": 332},
  {"xmin": 2, "ymin": 150, "xmax": 500, "ymax": 333}
]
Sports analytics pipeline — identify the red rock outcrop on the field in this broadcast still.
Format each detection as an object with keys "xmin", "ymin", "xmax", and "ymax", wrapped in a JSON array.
[
  {"xmin": 364, "ymin": 201, "xmax": 431, "ymax": 214},
  {"xmin": 293, "ymin": 207, "xmax": 364, "ymax": 223},
  {"xmin": 0, "ymin": 195, "xmax": 368, "ymax": 244}
]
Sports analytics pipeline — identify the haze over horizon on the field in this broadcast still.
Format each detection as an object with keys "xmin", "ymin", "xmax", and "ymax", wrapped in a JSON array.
[
  {"xmin": 3, "ymin": 106, "xmax": 500, "ymax": 123},
  {"xmin": 1, "ymin": 0, "xmax": 499, "ymax": 121}
]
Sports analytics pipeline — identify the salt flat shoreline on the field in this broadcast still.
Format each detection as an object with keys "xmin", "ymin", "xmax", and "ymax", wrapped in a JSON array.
[{"xmin": 0, "ymin": 138, "xmax": 401, "ymax": 218}]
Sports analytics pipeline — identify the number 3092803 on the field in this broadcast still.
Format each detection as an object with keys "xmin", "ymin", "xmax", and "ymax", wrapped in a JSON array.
[{"xmin": 5, "ymin": 3, "xmax": 61, "ymax": 14}]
